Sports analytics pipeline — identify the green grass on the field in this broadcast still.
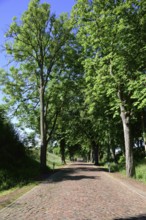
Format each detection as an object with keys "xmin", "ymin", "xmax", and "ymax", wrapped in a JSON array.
[
  {"xmin": 47, "ymin": 152, "xmax": 62, "ymax": 168},
  {"xmin": 0, "ymin": 149, "xmax": 63, "ymax": 193},
  {"xmin": 117, "ymin": 158, "xmax": 146, "ymax": 184},
  {"xmin": 0, "ymin": 182, "xmax": 39, "ymax": 210},
  {"xmin": 0, "ymin": 149, "xmax": 64, "ymax": 210},
  {"xmin": 29, "ymin": 148, "xmax": 62, "ymax": 168},
  {"xmin": 135, "ymin": 158, "xmax": 146, "ymax": 183},
  {"xmin": 104, "ymin": 157, "xmax": 146, "ymax": 185}
]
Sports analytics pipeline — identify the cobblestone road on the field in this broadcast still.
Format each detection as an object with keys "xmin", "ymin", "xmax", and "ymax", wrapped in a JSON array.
[{"xmin": 0, "ymin": 163, "xmax": 146, "ymax": 220}]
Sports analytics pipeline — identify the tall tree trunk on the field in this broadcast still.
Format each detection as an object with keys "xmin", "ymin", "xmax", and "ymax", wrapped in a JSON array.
[
  {"xmin": 60, "ymin": 138, "xmax": 66, "ymax": 164},
  {"xmin": 120, "ymin": 103, "xmax": 135, "ymax": 177},
  {"xmin": 90, "ymin": 148, "xmax": 94, "ymax": 163},
  {"xmin": 110, "ymin": 138, "xmax": 117, "ymax": 163},
  {"xmin": 143, "ymin": 133, "xmax": 146, "ymax": 153},
  {"xmin": 107, "ymin": 140, "xmax": 110, "ymax": 162},
  {"xmin": 141, "ymin": 111, "xmax": 146, "ymax": 153},
  {"xmin": 40, "ymin": 77, "xmax": 47, "ymax": 172},
  {"xmin": 92, "ymin": 141, "xmax": 99, "ymax": 165},
  {"xmin": 111, "ymin": 146, "xmax": 117, "ymax": 164},
  {"xmin": 88, "ymin": 150, "xmax": 91, "ymax": 162}
]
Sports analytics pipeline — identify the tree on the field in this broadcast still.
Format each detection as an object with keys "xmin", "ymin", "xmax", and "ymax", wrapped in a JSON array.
[
  {"xmin": 72, "ymin": 0, "xmax": 146, "ymax": 177},
  {"xmin": 2, "ymin": 0, "xmax": 72, "ymax": 172},
  {"xmin": 52, "ymin": 40, "xmax": 85, "ymax": 163}
]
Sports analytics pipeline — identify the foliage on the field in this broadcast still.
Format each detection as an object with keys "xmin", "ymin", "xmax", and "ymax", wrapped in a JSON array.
[
  {"xmin": 71, "ymin": 0, "xmax": 146, "ymax": 177},
  {"xmin": 105, "ymin": 162, "xmax": 119, "ymax": 173},
  {"xmin": 0, "ymin": 0, "xmax": 146, "ymax": 178},
  {"xmin": 2, "ymin": 0, "xmax": 74, "ymax": 170}
]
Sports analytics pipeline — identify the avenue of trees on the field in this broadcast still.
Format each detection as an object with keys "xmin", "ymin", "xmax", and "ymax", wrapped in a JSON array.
[{"xmin": 0, "ymin": 0, "xmax": 146, "ymax": 177}]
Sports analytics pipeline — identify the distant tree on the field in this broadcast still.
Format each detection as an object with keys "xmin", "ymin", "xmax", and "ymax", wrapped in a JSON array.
[{"xmin": 48, "ymin": 36, "xmax": 85, "ymax": 164}]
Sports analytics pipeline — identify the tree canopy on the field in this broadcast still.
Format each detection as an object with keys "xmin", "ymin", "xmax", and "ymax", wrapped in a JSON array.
[{"xmin": 0, "ymin": 0, "xmax": 146, "ymax": 177}]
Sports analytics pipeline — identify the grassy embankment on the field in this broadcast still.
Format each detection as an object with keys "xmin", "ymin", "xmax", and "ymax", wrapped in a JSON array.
[{"xmin": 0, "ymin": 149, "xmax": 62, "ymax": 197}]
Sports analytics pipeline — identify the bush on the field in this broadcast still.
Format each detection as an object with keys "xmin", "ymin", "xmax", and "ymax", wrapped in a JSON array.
[
  {"xmin": 118, "ymin": 155, "xmax": 125, "ymax": 170},
  {"xmin": 110, "ymin": 162, "xmax": 119, "ymax": 172},
  {"xmin": 133, "ymin": 146, "xmax": 145, "ymax": 162},
  {"xmin": 105, "ymin": 162, "xmax": 119, "ymax": 172}
]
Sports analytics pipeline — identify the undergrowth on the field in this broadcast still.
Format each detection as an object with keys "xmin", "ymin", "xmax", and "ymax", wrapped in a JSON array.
[
  {"xmin": 135, "ymin": 158, "xmax": 146, "ymax": 183},
  {"xmin": 104, "ymin": 156, "xmax": 146, "ymax": 184}
]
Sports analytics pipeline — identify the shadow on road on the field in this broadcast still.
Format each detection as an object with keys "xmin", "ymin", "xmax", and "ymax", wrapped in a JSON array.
[
  {"xmin": 42, "ymin": 163, "xmax": 102, "ymax": 183},
  {"xmin": 48, "ymin": 174, "xmax": 100, "ymax": 182},
  {"xmin": 68, "ymin": 162, "xmax": 109, "ymax": 172},
  {"xmin": 114, "ymin": 214, "xmax": 146, "ymax": 220}
]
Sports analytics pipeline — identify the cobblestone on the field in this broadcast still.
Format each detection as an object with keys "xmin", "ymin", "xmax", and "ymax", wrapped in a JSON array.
[{"xmin": 0, "ymin": 163, "xmax": 146, "ymax": 219}]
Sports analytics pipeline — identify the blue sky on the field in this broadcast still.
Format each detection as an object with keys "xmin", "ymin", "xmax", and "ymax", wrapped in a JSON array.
[{"xmin": 0, "ymin": 0, "xmax": 75, "ymax": 69}]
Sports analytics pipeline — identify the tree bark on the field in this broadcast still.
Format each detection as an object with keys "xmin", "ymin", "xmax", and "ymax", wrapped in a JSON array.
[
  {"xmin": 111, "ymin": 146, "xmax": 117, "ymax": 164},
  {"xmin": 107, "ymin": 140, "xmax": 110, "ymax": 162},
  {"xmin": 92, "ymin": 141, "xmax": 99, "ymax": 165},
  {"xmin": 88, "ymin": 150, "xmax": 91, "ymax": 162},
  {"xmin": 141, "ymin": 111, "xmax": 146, "ymax": 153},
  {"xmin": 120, "ymin": 103, "xmax": 135, "ymax": 177},
  {"xmin": 60, "ymin": 138, "xmax": 66, "ymax": 164},
  {"xmin": 40, "ymin": 76, "xmax": 47, "ymax": 172}
]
